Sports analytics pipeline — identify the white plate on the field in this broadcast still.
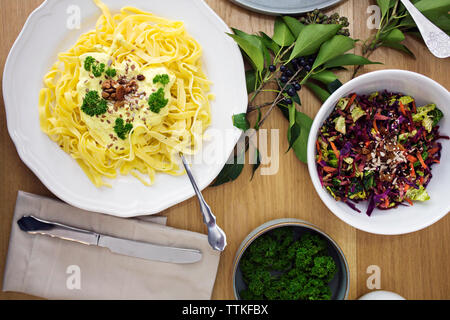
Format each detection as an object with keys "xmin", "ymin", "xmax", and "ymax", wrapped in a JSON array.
[
  {"xmin": 307, "ymin": 70, "xmax": 450, "ymax": 235},
  {"xmin": 3, "ymin": 0, "xmax": 247, "ymax": 217}
]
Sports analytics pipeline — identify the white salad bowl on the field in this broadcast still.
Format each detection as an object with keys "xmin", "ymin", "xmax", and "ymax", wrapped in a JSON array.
[
  {"xmin": 3, "ymin": 0, "xmax": 247, "ymax": 217},
  {"xmin": 307, "ymin": 70, "xmax": 450, "ymax": 235}
]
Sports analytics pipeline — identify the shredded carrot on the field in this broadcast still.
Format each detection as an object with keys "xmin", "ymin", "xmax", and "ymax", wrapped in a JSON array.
[
  {"xmin": 432, "ymin": 159, "xmax": 440, "ymax": 164},
  {"xmin": 345, "ymin": 93, "xmax": 357, "ymax": 110},
  {"xmin": 428, "ymin": 147, "xmax": 439, "ymax": 155},
  {"xmin": 412, "ymin": 101, "xmax": 417, "ymax": 113},
  {"xmin": 323, "ymin": 166, "xmax": 337, "ymax": 173},
  {"xmin": 384, "ymin": 197, "xmax": 389, "ymax": 208},
  {"xmin": 407, "ymin": 155, "xmax": 417, "ymax": 163},
  {"xmin": 410, "ymin": 162, "xmax": 416, "ymax": 178},
  {"xmin": 316, "ymin": 141, "xmax": 322, "ymax": 163},
  {"xmin": 373, "ymin": 119, "xmax": 379, "ymax": 133},
  {"xmin": 417, "ymin": 153, "xmax": 428, "ymax": 170},
  {"xmin": 329, "ymin": 141, "xmax": 340, "ymax": 159},
  {"xmin": 397, "ymin": 143, "xmax": 406, "ymax": 151},
  {"xmin": 365, "ymin": 141, "xmax": 371, "ymax": 148},
  {"xmin": 419, "ymin": 176, "xmax": 424, "ymax": 185},
  {"xmin": 405, "ymin": 198, "xmax": 413, "ymax": 206},
  {"xmin": 399, "ymin": 101, "xmax": 406, "ymax": 116},
  {"xmin": 404, "ymin": 184, "xmax": 410, "ymax": 192}
]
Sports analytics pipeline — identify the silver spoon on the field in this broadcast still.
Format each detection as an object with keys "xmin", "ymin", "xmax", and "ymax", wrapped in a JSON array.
[
  {"xmin": 400, "ymin": 0, "xmax": 450, "ymax": 58},
  {"xmin": 180, "ymin": 154, "xmax": 227, "ymax": 251}
]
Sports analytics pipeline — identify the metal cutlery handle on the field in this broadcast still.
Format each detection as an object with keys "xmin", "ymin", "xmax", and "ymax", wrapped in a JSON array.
[
  {"xmin": 180, "ymin": 154, "xmax": 227, "ymax": 251},
  {"xmin": 400, "ymin": 0, "xmax": 450, "ymax": 58}
]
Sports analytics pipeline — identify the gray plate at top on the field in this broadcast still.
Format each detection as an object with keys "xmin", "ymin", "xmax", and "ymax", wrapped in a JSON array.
[{"xmin": 229, "ymin": 0, "xmax": 344, "ymax": 15}]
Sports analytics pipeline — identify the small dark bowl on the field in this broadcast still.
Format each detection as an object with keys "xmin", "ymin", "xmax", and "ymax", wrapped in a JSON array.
[{"xmin": 233, "ymin": 218, "xmax": 350, "ymax": 300}]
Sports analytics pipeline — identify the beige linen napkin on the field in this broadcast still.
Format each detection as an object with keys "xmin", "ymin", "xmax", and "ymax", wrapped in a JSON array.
[{"xmin": 2, "ymin": 191, "xmax": 220, "ymax": 300}]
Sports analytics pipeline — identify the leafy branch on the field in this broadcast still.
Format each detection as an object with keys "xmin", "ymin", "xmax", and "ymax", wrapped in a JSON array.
[
  {"xmin": 212, "ymin": 10, "xmax": 382, "ymax": 186},
  {"xmin": 353, "ymin": 0, "xmax": 450, "ymax": 77}
]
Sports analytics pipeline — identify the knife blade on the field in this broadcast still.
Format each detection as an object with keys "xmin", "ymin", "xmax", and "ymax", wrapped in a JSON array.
[{"xmin": 17, "ymin": 215, "xmax": 202, "ymax": 264}]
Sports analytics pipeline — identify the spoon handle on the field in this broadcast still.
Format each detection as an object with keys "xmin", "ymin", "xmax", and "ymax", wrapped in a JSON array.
[
  {"xmin": 400, "ymin": 0, "xmax": 450, "ymax": 58},
  {"xmin": 180, "ymin": 154, "xmax": 227, "ymax": 251}
]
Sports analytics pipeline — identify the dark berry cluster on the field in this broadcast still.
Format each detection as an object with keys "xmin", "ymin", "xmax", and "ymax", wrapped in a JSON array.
[
  {"xmin": 268, "ymin": 55, "xmax": 316, "ymax": 105},
  {"xmin": 299, "ymin": 10, "xmax": 350, "ymax": 37}
]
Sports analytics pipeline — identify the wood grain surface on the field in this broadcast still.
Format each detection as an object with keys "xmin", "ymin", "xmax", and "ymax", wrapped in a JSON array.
[{"xmin": 0, "ymin": 0, "xmax": 449, "ymax": 300}]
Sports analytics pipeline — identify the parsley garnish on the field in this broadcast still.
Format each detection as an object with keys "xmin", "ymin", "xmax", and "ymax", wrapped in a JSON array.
[
  {"xmin": 105, "ymin": 68, "xmax": 117, "ymax": 78},
  {"xmin": 92, "ymin": 63, "xmax": 105, "ymax": 77},
  {"xmin": 153, "ymin": 74, "xmax": 170, "ymax": 85},
  {"xmin": 83, "ymin": 56, "xmax": 105, "ymax": 77},
  {"xmin": 148, "ymin": 88, "xmax": 168, "ymax": 113},
  {"xmin": 84, "ymin": 56, "xmax": 95, "ymax": 72},
  {"xmin": 114, "ymin": 118, "xmax": 133, "ymax": 140},
  {"xmin": 81, "ymin": 91, "xmax": 108, "ymax": 116}
]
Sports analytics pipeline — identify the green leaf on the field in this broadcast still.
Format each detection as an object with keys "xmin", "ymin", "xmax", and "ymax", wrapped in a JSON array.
[
  {"xmin": 251, "ymin": 149, "xmax": 261, "ymax": 180},
  {"xmin": 288, "ymin": 122, "xmax": 301, "ymax": 152},
  {"xmin": 310, "ymin": 70, "xmax": 339, "ymax": 85},
  {"xmin": 377, "ymin": 0, "xmax": 392, "ymax": 19},
  {"xmin": 245, "ymin": 69, "xmax": 259, "ymax": 94},
  {"xmin": 292, "ymin": 112, "xmax": 313, "ymax": 164},
  {"xmin": 272, "ymin": 17, "xmax": 295, "ymax": 47},
  {"xmin": 282, "ymin": 16, "xmax": 305, "ymax": 38},
  {"xmin": 286, "ymin": 103, "xmax": 301, "ymax": 152},
  {"xmin": 324, "ymin": 54, "xmax": 382, "ymax": 69},
  {"xmin": 289, "ymin": 24, "xmax": 342, "ymax": 61},
  {"xmin": 306, "ymin": 81, "xmax": 331, "ymax": 103},
  {"xmin": 232, "ymin": 113, "xmax": 250, "ymax": 131},
  {"xmin": 228, "ymin": 33, "xmax": 265, "ymax": 72},
  {"xmin": 382, "ymin": 28, "xmax": 405, "ymax": 43},
  {"xmin": 327, "ymin": 79, "xmax": 343, "ymax": 94},
  {"xmin": 401, "ymin": 0, "xmax": 450, "ymax": 28},
  {"xmin": 310, "ymin": 70, "xmax": 342, "ymax": 93},
  {"xmin": 212, "ymin": 152, "xmax": 245, "ymax": 186},
  {"xmin": 381, "ymin": 42, "xmax": 416, "ymax": 58},
  {"xmin": 259, "ymin": 32, "xmax": 281, "ymax": 54},
  {"xmin": 232, "ymin": 29, "xmax": 272, "ymax": 68},
  {"xmin": 312, "ymin": 35, "xmax": 356, "ymax": 70}
]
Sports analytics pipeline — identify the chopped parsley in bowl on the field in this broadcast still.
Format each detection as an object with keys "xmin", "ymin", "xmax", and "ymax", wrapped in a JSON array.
[{"xmin": 316, "ymin": 91, "xmax": 447, "ymax": 216}]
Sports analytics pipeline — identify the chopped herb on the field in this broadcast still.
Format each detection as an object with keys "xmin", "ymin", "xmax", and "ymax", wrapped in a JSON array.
[
  {"xmin": 239, "ymin": 229, "xmax": 336, "ymax": 300},
  {"xmin": 153, "ymin": 74, "xmax": 170, "ymax": 85},
  {"xmin": 92, "ymin": 63, "xmax": 105, "ymax": 77},
  {"xmin": 105, "ymin": 68, "xmax": 117, "ymax": 78},
  {"xmin": 113, "ymin": 118, "xmax": 133, "ymax": 140},
  {"xmin": 83, "ymin": 56, "xmax": 105, "ymax": 77},
  {"xmin": 84, "ymin": 56, "xmax": 96, "ymax": 72},
  {"xmin": 148, "ymin": 88, "xmax": 168, "ymax": 113},
  {"xmin": 81, "ymin": 91, "xmax": 107, "ymax": 116}
]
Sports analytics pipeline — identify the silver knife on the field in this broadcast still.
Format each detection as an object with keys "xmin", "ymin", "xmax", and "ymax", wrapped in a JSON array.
[{"xmin": 17, "ymin": 215, "xmax": 202, "ymax": 264}]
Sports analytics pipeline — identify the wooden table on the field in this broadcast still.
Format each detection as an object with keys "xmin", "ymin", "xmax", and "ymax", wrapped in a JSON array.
[{"xmin": 1, "ymin": 0, "xmax": 449, "ymax": 300}]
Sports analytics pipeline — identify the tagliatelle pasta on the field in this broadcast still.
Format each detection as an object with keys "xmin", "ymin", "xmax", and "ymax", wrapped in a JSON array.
[{"xmin": 39, "ymin": 0, "xmax": 212, "ymax": 187}]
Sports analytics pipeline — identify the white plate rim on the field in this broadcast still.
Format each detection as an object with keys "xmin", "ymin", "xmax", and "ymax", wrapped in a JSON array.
[
  {"xmin": 229, "ymin": 0, "xmax": 344, "ymax": 15},
  {"xmin": 3, "ymin": 0, "xmax": 247, "ymax": 217}
]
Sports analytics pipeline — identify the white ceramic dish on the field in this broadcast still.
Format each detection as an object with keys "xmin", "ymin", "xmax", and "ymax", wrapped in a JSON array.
[
  {"xmin": 3, "ymin": 0, "xmax": 247, "ymax": 217},
  {"xmin": 307, "ymin": 70, "xmax": 450, "ymax": 235}
]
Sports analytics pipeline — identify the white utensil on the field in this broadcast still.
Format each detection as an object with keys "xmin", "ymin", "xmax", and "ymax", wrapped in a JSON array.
[{"xmin": 400, "ymin": 0, "xmax": 450, "ymax": 58}]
